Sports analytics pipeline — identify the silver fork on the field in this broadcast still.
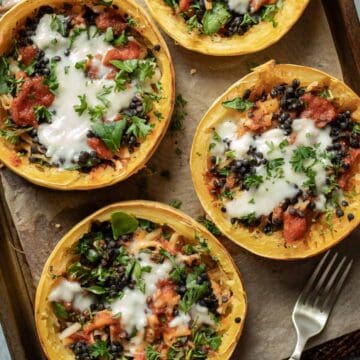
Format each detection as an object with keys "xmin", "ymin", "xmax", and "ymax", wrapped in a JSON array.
[{"xmin": 289, "ymin": 251, "xmax": 353, "ymax": 360}]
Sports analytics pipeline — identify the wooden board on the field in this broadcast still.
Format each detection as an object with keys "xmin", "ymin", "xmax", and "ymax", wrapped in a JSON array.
[{"xmin": 0, "ymin": 0, "xmax": 359, "ymax": 359}]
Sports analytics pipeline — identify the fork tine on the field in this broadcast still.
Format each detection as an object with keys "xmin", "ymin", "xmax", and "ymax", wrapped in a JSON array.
[
  {"xmin": 322, "ymin": 259, "xmax": 353, "ymax": 314},
  {"xmin": 310, "ymin": 253, "xmax": 339, "ymax": 307},
  {"xmin": 297, "ymin": 251, "xmax": 330, "ymax": 305},
  {"xmin": 321, "ymin": 256, "xmax": 347, "ymax": 297}
]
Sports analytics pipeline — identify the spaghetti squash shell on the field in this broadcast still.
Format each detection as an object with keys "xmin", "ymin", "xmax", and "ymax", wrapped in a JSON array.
[
  {"xmin": 0, "ymin": 0, "xmax": 175, "ymax": 190},
  {"xmin": 35, "ymin": 201, "xmax": 247, "ymax": 359},
  {"xmin": 191, "ymin": 60, "xmax": 360, "ymax": 259},
  {"xmin": 144, "ymin": 0, "xmax": 309, "ymax": 56}
]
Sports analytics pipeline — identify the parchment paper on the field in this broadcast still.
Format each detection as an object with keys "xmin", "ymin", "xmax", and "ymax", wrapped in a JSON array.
[{"xmin": 2, "ymin": 0, "xmax": 360, "ymax": 359}]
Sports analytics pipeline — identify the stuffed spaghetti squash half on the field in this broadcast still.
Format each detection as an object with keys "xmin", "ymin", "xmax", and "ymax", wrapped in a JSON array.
[
  {"xmin": 191, "ymin": 61, "xmax": 360, "ymax": 259},
  {"xmin": 35, "ymin": 201, "xmax": 247, "ymax": 360},
  {"xmin": 144, "ymin": 0, "xmax": 309, "ymax": 56},
  {"xmin": 0, "ymin": 0, "xmax": 174, "ymax": 190}
]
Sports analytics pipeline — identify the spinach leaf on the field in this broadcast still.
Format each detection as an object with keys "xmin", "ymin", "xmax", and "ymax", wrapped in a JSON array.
[
  {"xmin": 222, "ymin": 97, "xmax": 254, "ymax": 111},
  {"xmin": 52, "ymin": 302, "xmax": 69, "ymax": 319},
  {"xmin": 111, "ymin": 211, "xmax": 139, "ymax": 239},
  {"xmin": 91, "ymin": 120, "xmax": 126, "ymax": 153},
  {"xmin": 86, "ymin": 285, "xmax": 106, "ymax": 295},
  {"xmin": 202, "ymin": 2, "xmax": 231, "ymax": 35},
  {"xmin": 0, "ymin": 58, "xmax": 9, "ymax": 94}
]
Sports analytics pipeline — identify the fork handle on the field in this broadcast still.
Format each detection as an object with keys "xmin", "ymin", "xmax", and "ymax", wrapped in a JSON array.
[{"xmin": 289, "ymin": 336, "xmax": 308, "ymax": 360}]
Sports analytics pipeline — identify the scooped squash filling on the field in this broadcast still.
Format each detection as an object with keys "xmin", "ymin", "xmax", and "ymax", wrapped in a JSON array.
[
  {"xmin": 48, "ymin": 212, "xmax": 230, "ymax": 359},
  {"xmin": 163, "ymin": 0, "xmax": 282, "ymax": 36},
  {"xmin": 207, "ymin": 80, "xmax": 360, "ymax": 242},
  {"xmin": 0, "ymin": 4, "xmax": 163, "ymax": 170}
]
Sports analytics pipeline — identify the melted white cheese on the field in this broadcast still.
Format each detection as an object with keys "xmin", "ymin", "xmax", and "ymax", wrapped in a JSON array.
[
  {"xmin": 211, "ymin": 118, "xmax": 333, "ymax": 218},
  {"xmin": 48, "ymin": 279, "xmax": 95, "ymax": 312},
  {"xmin": 109, "ymin": 252, "xmax": 173, "ymax": 354},
  {"xmin": 230, "ymin": 132, "xmax": 253, "ymax": 158},
  {"xmin": 169, "ymin": 312, "xmax": 191, "ymax": 328},
  {"xmin": 190, "ymin": 304, "xmax": 216, "ymax": 326},
  {"xmin": 111, "ymin": 289, "xmax": 148, "ymax": 334},
  {"xmin": 137, "ymin": 252, "xmax": 173, "ymax": 296},
  {"xmin": 31, "ymin": 14, "xmax": 158, "ymax": 168},
  {"xmin": 227, "ymin": 0, "xmax": 250, "ymax": 14}
]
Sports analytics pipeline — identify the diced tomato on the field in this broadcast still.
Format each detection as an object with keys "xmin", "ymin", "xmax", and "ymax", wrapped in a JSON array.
[
  {"xmin": 95, "ymin": 9, "xmax": 127, "ymax": 36},
  {"xmin": 134, "ymin": 351, "xmax": 146, "ymax": 360},
  {"xmin": 86, "ymin": 55, "xmax": 102, "ymax": 80},
  {"xmin": 300, "ymin": 93, "xmax": 337, "ymax": 128},
  {"xmin": 151, "ymin": 280, "xmax": 180, "ymax": 316},
  {"xmin": 283, "ymin": 211, "xmax": 307, "ymax": 242},
  {"xmin": 338, "ymin": 148, "xmax": 360, "ymax": 190},
  {"xmin": 72, "ymin": 13, "xmax": 86, "ymax": 26},
  {"xmin": 11, "ymin": 76, "xmax": 54, "ymax": 127},
  {"xmin": 244, "ymin": 98, "xmax": 277, "ymax": 132},
  {"xmin": 179, "ymin": 0, "xmax": 192, "ymax": 12},
  {"xmin": 87, "ymin": 137, "xmax": 113, "ymax": 160},
  {"xmin": 69, "ymin": 331, "xmax": 92, "ymax": 343},
  {"xmin": 83, "ymin": 310, "xmax": 120, "ymax": 334},
  {"xmin": 103, "ymin": 42, "xmax": 141, "ymax": 66},
  {"xmin": 250, "ymin": 0, "xmax": 276, "ymax": 13},
  {"xmin": 18, "ymin": 45, "xmax": 38, "ymax": 66}
]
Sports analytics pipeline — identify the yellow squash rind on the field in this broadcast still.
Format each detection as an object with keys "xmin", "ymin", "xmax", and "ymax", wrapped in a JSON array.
[
  {"xmin": 35, "ymin": 201, "xmax": 247, "ymax": 360},
  {"xmin": 191, "ymin": 60, "xmax": 360, "ymax": 260},
  {"xmin": 0, "ymin": 0, "xmax": 175, "ymax": 190},
  {"xmin": 144, "ymin": 0, "xmax": 309, "ymax": 56}
]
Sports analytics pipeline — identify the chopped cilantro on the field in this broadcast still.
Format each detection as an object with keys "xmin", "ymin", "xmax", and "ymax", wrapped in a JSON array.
[
  {"xmin": 88, "ymin": 105, "xmax": 106, "ymax": 122},
  {"xmin": 126, "ymin": 116, "xmax": 152, "ymax": 138},
  {"xmin": 50, "ymin": 15, "xmax": 67, "ymax": 36},
  {"xmin": 91, "ymin": 120, "xmax": 126, "ymax": 153},
  {"xmin": 104, "ymin": 27, "xmax": 114, "ymax": 42},
  {"xmin": 197, "ymin": 216, "xmax": 221, "ymax": 236},
  {"xmin": 244, "ymin": 174, "xmax": 263, "ymax": 188},
  {"xmin": 170, "ymin": 94, "xmax": 187, "ymax": 132},
  {"xmin": 169, "ymin": 199, "xmax": 182, "ymax": 209},
  {"xmin": 145, "ymin": 346, "xmax": 161, "ymax": 360},
  {"xmin": 90, "ymin": 340, "xmax": 110, "ymax": 358},
  {"xmin": 73, "ymin": 94, "xmax": 88, "ymax": 116}
]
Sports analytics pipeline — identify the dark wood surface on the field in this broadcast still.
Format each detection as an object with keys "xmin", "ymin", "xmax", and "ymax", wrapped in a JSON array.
[
  {"xmin": 303, "ymin": 330, "xmax": 360, "ymax": 359},
  {"xmin": 322, "ymin": 0, "xmax": 360, "ymax": 94}
]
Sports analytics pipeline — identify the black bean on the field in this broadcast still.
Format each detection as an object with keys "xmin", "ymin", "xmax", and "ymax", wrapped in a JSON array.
[
  {"xmin": 285, "ymin": 87, "xmax": 294, "ymax": 96},
  {"xmin": 292, "ymin": 79, "xmax": 300, "ymax": 89},
  {"xmin": 242, "ymin": 89, "xmax": 251, "ymax": 99},
  {"xmin": 153, "ymin": 44, "xmax": 161, "ymax": 51},
  {"xmin": 235, "ymin": 317, "xmax": 241, "ymax": 323},
  {"xmin": 348, "ymin": 213, "xmax": 355, "ymax": 221},
  {"xmin": 297, "ymin": 211, "xmax": 305, "ymax": 218},
  {"xmin": 270, "ymin": 88, "xmax": 278, "ymax": 98},
  {"xmin": 336, "ymin": 208, "xmax": 344, "ymax": 217},
  {"xmin": 341, "ymin": 200, "xmax": 349, "ymax": 207}
]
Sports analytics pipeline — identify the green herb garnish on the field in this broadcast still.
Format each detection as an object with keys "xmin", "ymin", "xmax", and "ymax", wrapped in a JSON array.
[{"xmin": 111, "ymin": 212, "xmax": 139, "ymax": 239}]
